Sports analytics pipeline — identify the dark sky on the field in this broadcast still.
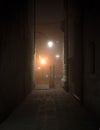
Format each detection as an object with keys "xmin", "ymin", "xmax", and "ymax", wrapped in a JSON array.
[{"xmin": 36, "ymin": 0, "xmax": 64, "ymax": 43}]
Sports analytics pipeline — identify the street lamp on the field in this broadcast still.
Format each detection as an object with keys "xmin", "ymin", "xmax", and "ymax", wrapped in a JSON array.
[
  {"xmin": 40, "ymin": 58, "xmax": 46, "ymax": 65},
  {"xmin": 35, "ymin": 32, "xmax": 63, "ymax": 88},
  {"xmin": 48, "ymin": 41, "xmax": 54, "ymax": 48}
]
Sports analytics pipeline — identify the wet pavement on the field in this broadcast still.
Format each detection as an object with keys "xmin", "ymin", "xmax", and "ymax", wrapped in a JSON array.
[{"xmin": 0, "ymin": 87, "xmax": 99, "ymax": 130}]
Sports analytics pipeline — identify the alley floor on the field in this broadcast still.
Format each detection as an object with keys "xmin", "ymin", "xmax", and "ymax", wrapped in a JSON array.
[{"xmin": 0, "ymin": 87, "xmax": 99, "ymax": 130}]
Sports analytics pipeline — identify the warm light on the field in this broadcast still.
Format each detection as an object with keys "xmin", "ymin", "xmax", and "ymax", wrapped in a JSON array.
[
  {"xmin": 56, "ymin": 54, "xmax": 60, "ymax": 58},
  {"xmin": 48, "ymin": 41, "xmax": 53, "ymax": 48},
  {"xmin": 37, "ymin": 67, "xmax": 41, "ymax": 70},
  {"xmin": 40, "ymin": 58, "xmax": 46, "ymax": 65}
]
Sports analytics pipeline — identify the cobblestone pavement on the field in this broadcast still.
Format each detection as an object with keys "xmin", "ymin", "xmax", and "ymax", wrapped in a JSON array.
[{"xmin": 0, "ymin": 88, "xmax": 99, "ymax": 130}]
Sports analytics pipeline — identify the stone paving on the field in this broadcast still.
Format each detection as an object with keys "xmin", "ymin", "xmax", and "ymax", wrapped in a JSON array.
[{"xmin": 0, "ymin": 88, "xmax": 99, "ymax": 130}]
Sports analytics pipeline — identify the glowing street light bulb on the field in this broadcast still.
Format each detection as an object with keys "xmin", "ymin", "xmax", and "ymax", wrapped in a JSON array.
[
  {"xmin": 48, "ymin": 41, "xmax": 53, "ymax": 48},
  {"xmin": 40, "ymin": 58, "xmax": 46, "ymax": 65}
]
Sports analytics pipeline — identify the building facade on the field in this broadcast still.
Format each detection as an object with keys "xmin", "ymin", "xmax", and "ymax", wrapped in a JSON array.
[{"xmin": 64, "ymin": 0, "xmax": 100, "ymax": 118}]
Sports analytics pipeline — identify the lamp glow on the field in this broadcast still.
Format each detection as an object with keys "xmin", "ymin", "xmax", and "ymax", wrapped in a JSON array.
[
  {"xmin": 56, "ymin": 54, "xmax": 60, "ymax": 58},
  {"xmin": 48, "ymin": 41, "xmax": 53, "ymax": 48},
  {"xmin": 40, "ymin": 58, "xmax": 46, "ymax": 65},
  {"xmin": 37, "ymin": 67, "xmax": 41, "ymax": 70}
]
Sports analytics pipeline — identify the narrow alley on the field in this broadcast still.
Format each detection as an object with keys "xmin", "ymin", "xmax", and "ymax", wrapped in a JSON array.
[
  {"xmin": 0, "ymin": 87, "xmax": 99, "ymax": 130},
  {"xmin": 0, "ymin": 0, "xmax": 100, "ymax": 129}
]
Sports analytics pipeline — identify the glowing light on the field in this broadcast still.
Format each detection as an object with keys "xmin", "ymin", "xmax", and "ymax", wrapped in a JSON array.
[
  {"xmin": 40, "ymin": 58, "xmax": 46, "ymax": 65},
  {"xmin": 56, "ymin": 54, "xmax": 60, "ymax": 58},
  {"xmin": 48, "ymin": 41, "xmax": 53, "ymax": 48},
  {"xmin": 37, "ymin": 67, "xmax": 41, "ymax": 70}
]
